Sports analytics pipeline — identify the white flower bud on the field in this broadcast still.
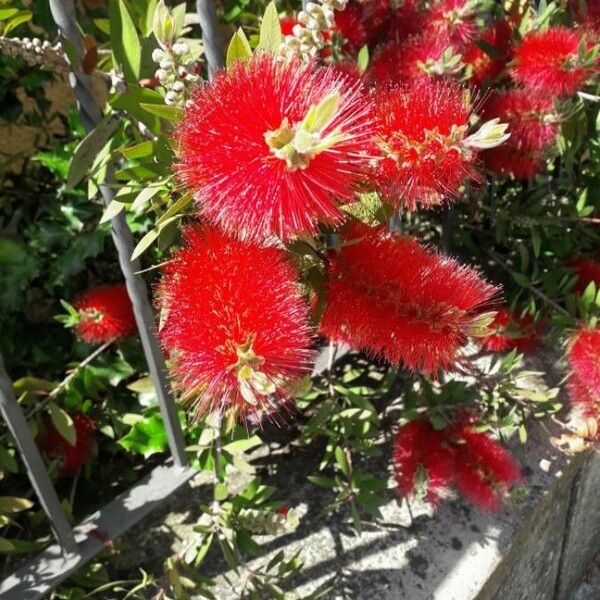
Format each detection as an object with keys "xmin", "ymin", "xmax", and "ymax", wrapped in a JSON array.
[
  {"xmin": 172, "ymin": 41, "xmax": 189, "ymax": 56},
  {"xmin": 152, "ymin": 48, "xmax": 165, "ymax": 63},
  {"xmin": 32, "ymin": 38, "xmax": 41, "ymax": 47},
  {"xmin": 165, "ymin": 89, "xmax": 179, "ymax": 102},
  {"xmin": 171, "ymin": 80, "xmax": 185, "ymax": 92},
  {"xmin": 155, "ymin": 68, "xmax": 169, "ymax": 82},
  {"xmin": 159, "ymin": 58, "xmax": 174, "ymax": 70}
]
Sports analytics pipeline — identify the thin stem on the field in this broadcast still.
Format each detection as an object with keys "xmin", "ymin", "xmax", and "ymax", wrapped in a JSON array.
[
  {"xmin": 487, "ymin": 250, "xmax": 572, "ymax": 319},
  {"xmin": 0, "ymin": 341, "xmax": 113, "ymax": 444},
  {"xmin": 213, "ymin": 414, "xmax": 223, "ymax": 482}
]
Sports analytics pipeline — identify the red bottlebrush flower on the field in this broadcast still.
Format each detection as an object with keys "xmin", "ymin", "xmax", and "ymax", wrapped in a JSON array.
[
  {"xmin": 463, "ymin": 20, "xmax": 512, "ymax": 87},
  {"xmin": 372, "ymin": 79, "xmax": 479, "ymax": 209},
  {"xmin": 176, "ymin": 54, "xmax": 375, "ymax": 242},
  {"xmin": 423, "ymin": 0, "xmax": 479, "ymax": 46},
  {"xmin": 334, "ymin": 2, "xmax": 369, "ymax": 53},
  {"xmin": 480, "ymin": 308, "xmax": 540, "ymax": 354},
  {"xmin": 73, "ymin": 284, "xmax": 136, "ymax": 344},
  {"xmin": 482, "ymin": 88, "xmax": 558, "ymax": 153},
  {"xmin": 41, "ymin": 413, "xmax": 96, "ymax": 474},
  {"xmin": 451, "ymin": 423, "xmax": 521, "ymax": 511},
  {"xmin": 571, "ymin": 257, "xmax": 600, "ymax": 293},
  {"xmin": 277, "ymin": 506, "xmax": 290, "ymax": 516},
  {"xmin": 393, "ymin": 420, "xmax": 455, "ymax": 503},
  {"xmin": 386, "ymin": 0, "xmax": 427, "ymax": 42},
  {"xmin": 158, "ymin": 226, "xmax": 314, "ymax": 421},
  {"xmin": 319, "ymin": 225, "xmax": 498, "ymax": 373},
  {"xmin": 482, "ymin": 147, "xmax": 544, "ymax": 179},
  {"xmin": 573, "ymin": 0, "xmax": 600, "ymax": 34},
  {"xmin": 367, "ymin": 33, "xmax": 463, "ymax": 87},
  {"xmin": 567, "ymin": 328, "xmax": 600, "ymax": 437},
  {"xmin": 510, "ymin": 27, "xmax": 598, "ymax": 97}
]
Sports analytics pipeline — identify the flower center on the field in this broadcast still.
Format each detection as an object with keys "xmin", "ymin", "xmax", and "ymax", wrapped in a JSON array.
[
  {"xmin": 227, "ymin": 335, "xmax": 276, "ymax": 405},
  {"xmin": 264, "ymin": 91, "xmax": 347, "ymax": 172},
  {"xmin": 81, "ymin": 308, "xmax": 104, "ymax": 323}
]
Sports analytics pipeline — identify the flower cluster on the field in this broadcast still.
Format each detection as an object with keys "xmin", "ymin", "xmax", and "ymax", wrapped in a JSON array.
[
  {"xmin": 73, "ymin": 285, "xmax": 136, "ymax": 344},
  {"xmin": 393, "ymin": 417, "xmax": 521, "ymax": 510},
  {"xmin": 319, "ymin": 225, "xmax": 498, "ymax": 373},
  {"xmin": 158, "ymin": 226, "xmax": 313, "ymax": 422},
  {"xmin": 567, "ymin": 328, "xmax": 600, "ymax": 438},
  {"xmin": 176, "ymin": 54, "xmax": 374, "ymax": 242}
]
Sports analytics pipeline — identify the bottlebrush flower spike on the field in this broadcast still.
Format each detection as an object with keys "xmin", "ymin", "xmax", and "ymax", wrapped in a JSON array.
[
  {"xmin": 451, "ymin": 421, "xmax": 521, "ymax": 511},
  {"xmin": 463, "ymin": 20, "xmax": 512, "ymax": 87},
  {"xmin": 176, "ymin": 54, "xmax": 375, "ymax": 242},
  {"xmin": 41, "ymin": 413, "xmax": 96, "ymax": 474},
  {"xmin": 158, "ymin": 226, "xmax": 314, "ymax": 422},
  {"xmin": 510, "ymin": 27, "xmax": 598, "ymax": 97},
  {"xmin": 480, "ymin": 308, "xmax": 539, "ymax": 354},
  {"xmin": 481, "ymin": 88, "xmax": 558, "ymax": 153},
  {"xmin": 372, "ymin": 79, "xmax": 505, "ymax": 209},
  {"xmin": 333, "ymin": 2, "xmax": 369, "ymax": 53},
  {"xmin": 482, "ymin": 147, "xmax": 544, "ymax": 179},
  {"xmin": 319, "ymin": 225, "xmax": 499, "ymax": 373},
  {"xmin": 367, "ymin": 33, "xmax": 464, "ymax": 87},
  {"xmin": 393, "ymin": 420, "xmax": 455, "ymax": 503},
  {"xmin": 73, "ymin": 284, "xmax": 136, "ymax": 344},
  {"xmin": 423, "ymin": 0, "xmax": 480, "ymax": 45},
  {"xmin": 571, "ymin": 257, "xmax": 600, "ymax": 294},
  {"xmin": 567, "ymin": 328, "xmax": 600, "ymax": 423},
  {"xmin": 386, "ymin": 0, "xmax": 426, "ymax": 42}
]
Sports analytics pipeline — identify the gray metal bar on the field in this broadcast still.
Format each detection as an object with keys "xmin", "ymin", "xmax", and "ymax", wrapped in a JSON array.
[
  {"xmin": 196, "ymin": 0, "xmax": 224, "ymax": 77},
  {"xmin": 0, "ymin": 460, "xmax": 197, "ymax": 600},
  {"xmin": 0, "ymin": 351, "xmax": 76, "ymax": 551},
  {"xmin": 49, "ymin": 0, "xmax": 188, "ymax": 467}
]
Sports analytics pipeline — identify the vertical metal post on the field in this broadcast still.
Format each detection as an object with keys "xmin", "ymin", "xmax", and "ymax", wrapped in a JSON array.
[
  {"xmin": 0, "ymin": 351, "xmax": 76, "ymax": 550},
  {"xmin": 49, "ymin": 0, "xmax": 187, "ymax": 467},
  {"xmin": 195, "ymin": 0, "xmax": 224, "ymax": 78}
]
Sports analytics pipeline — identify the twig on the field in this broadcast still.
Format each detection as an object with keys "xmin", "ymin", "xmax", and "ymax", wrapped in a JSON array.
[{"xmin": 487, "ymin": 250, "xmax": 572, "ymax": 318}]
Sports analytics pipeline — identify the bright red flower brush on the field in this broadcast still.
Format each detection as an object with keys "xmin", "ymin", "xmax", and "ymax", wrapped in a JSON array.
[
  {"xmin": 482, "ymin": 88, "xmax": 558, "ymax": 152},
  {"xmin": 393, "ymin": 419, "xmax": 455, "ymax": 504},
  {"xmin": 573, "ymin": 0, "xmax": 600, "ymax": 34},
  {"xmin": 41, "ymin": 413, "xmax": 96, "ymax": 474},
  {"xmin": 423, "ymin": 0, "xmax": 479, "ymax": 45},
  {"xmin": 463, "ymin": 20, "xmax": 512, "ymax": 87},
  {"xmin": 386, "ymin": 0, "xmax": 426, "ymax": 42},
  {"xmin": 73, "ymin": 284, "xmax": 136, "ymax": 344},
  {"xmin": 567, "ymin": 328, "xmax": 600, "ymax": 437},
  {"xmin": 571, "ymin": 257, "xmax": 600, "ymax": 294},
  {"xmin": 333, "ymin": 2, "xmax": 369, "ymax": 53},
  {"xmin": 176, "ymin": 54, "xmax": 375, "ymax": 242},
  {"xmin": 480, "ymin": 308, "xmax": 539, "ymax": 354},
  {"xmin": 319, "ymin": 225, "xmax": 499, "ymax": 373},
  {"xmin": 510, "ymin": 27, "xmax": 598, "ymax": 97},
  {"xmin": 368, "ymin": 33, "xmax": 464, "ymax": 88},
  {"xmin": 372, "ymin": 79, "xmax": 506, "ymax": 209},
  {"xmin": 451, "ymin": 421, "xmax": 521, "ymax": 511},
  {"xmin": 158, "ymin": 226, "xmax": 314, "ymax": 421},
  {"xmin": 482, "ymin": 147, "xmax": 544, "ymax": 179}
]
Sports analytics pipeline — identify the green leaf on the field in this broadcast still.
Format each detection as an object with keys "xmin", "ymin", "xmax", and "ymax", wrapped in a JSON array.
[
  {"xmin": 0, "ymin": 8, "xmax": 19, "ymax": 20},
  {"xmin": 0, "ymin": 448, "xmax": 18, "ymax": 474},
  {"xmin": 214, "ymin": 482, "xmax": 229, "ymax": 501},
  {"xmin": 0, "ymin": 238, "xmax": 28, "ymax": 266},
  {"xmin": 109, "ymin": 0, "xmax": 142, "ymax": 82},
  {"xmin": 48, "ymin": 402, "xmax": 76, "ymax": 446},
  {"xmin": 122, "ymin": 140, "xmax": 154, "ymax": 160},
  {"xmin": 334, "ymin": 446, "xmax": 350, "ymax": 477},
  {"xmin": 131, "ymin": 228, "xmax": 159, "ymax": 260},
  {"xmin": 118, "ymin": 412, "xmax": 168, "ymax": 457},
  {"xmin": 67, "ymin": 116, "xmax": 119, "ymax": 188},
  {"xmin": 139, "ymin": 102, "xmax": 184, "ymax": 122},
  {"xmin": 257, "ymin": 2, "xmax": 282, "ymax": 52},
  {"xmin": 223, "ymin": 435, "xmax": 262, "ymax": 454},
  {"xmin": 357, "ymin": 45, "xmax": 369, "ymax": 74},
  {"xmin": 100, "ymin": 200, "xmax": 125, "ymax": 224},
  {"xmin": 226, "ymin": 28, "xmax": 252, "ymax": 69},
  {"xmin": 3, "ymin": 11, "xmax": 32, "ymax": 35},
  {"xmin": 0, "ymin": 497, "xmax": 33, "ymax": 514},
  {"xmin": 131, "ymin": 185, "xmax": 162, "ymax": 212},
  {"xmin": 0, "ymin": 538, "xmax": 14, "ymax": 553},
  {"xmin": 307, "ymin": 475, "xmax": 336, "ymax": 488},
  {"xmin": 110, "ymin": 85, "xmax": 163, "ymax": 133}
]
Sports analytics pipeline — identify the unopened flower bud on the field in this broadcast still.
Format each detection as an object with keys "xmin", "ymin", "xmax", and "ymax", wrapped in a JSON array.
[
  {"xmin": 152, "ymin": 48, "xmax": 165, "ymax": 63},
  {"xmin": 172, "ymin": 42, "xmax": 189, "ymax": 56}
]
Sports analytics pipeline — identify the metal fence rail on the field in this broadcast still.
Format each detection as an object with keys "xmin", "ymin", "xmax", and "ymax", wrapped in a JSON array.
[{"xmin": 0, "ymin": 1, "xmax": 225, "ymax": 597}]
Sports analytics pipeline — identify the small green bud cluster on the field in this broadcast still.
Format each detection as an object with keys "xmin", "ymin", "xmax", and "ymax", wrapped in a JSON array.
[{"xmin": 278, "ymin": 0, "xmax": 349, "ymax": 62}]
